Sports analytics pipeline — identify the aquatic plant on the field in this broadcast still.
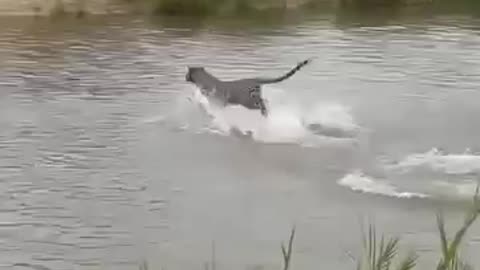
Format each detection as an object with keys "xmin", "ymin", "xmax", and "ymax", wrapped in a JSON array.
[
  {"xmin": 276, "ymin": 193, "xmax": 479, "ymax": 270},
  {"xmin": 136, "ymin": 187, "xmax": 479, "ymax": 270},
  {"xmin": 356, "ymin": 186, "xmax": 479, "ymax": 270},
  {"xmin": 282, "ymin": 226, "xmax": 296, "ymax": 270},
  {"xmin": 435, "ymin": 186, "xmax": 479, "ymax": 270},
  {"xmin": 355, "ymin": 224, "xmax": 418, "ymax": 270}
]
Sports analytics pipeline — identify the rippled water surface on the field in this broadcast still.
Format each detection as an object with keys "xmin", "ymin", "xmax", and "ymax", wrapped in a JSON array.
[{"xmin": 1, "ymin": 13, "xmax": 480, "ymax": 270}]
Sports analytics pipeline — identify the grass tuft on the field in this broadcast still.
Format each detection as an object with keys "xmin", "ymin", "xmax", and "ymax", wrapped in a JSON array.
[
  {"xmin": 136, "ymin": 185, "xmax": 480, "ymax": 270},
  {"xmin": 357, "ymin": 223, "xmax": 418, "ymax": 270},
  {"xmin": 435, "ymin": 186, "xmax": 479, "ymax": 270},
  {"xmin": 281, "ymin": 226, "xmax": 296, "ymax": 270},
  {"xmin": 355, "ymin": 185, "xmax": 479, "ymax": 270}
]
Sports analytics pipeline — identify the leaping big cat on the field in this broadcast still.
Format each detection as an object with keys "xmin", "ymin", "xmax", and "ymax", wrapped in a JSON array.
[{"xmin": 185, "ymin": 58, "xmax": 314, "ymax": 117}]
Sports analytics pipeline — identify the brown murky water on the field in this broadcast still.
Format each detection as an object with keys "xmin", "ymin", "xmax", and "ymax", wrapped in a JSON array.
[{"xmin": 1, "ymin": 12, "xmax": 480, "ymax": 270}]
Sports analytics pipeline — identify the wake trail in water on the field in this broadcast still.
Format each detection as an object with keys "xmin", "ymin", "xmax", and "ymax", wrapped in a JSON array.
[
  {"xmin": 384, "ymin": 148, "xmax": 480, "ymax": 175},
  {"xmin": 339, "ymin": 149, "xmax": 480, "ymax": 200},
  {"xmin": 144, "ymin": 87, "xmax": 480, "ymax": 200},
  {"xmin": 338, "ymin": 171, "xmax": 428, "ymax": 198}
]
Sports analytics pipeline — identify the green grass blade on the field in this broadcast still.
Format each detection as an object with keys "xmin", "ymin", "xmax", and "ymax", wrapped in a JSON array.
[
  {"xmin": 370, "ymin": 225, "xmax": 377, "ymax": 270},
  {"xmin": 447, "ymin": 211, "xmax": 477, "ymax": 261},
  {"xmin": 281, "ymin": 226, "xmax": 295, "ymax": 270},
  {"xmin": 377, "ymin": 236, "xmax": 398, "ymax": 270},
  {"xmin": 436, "ymin": 212, "xmax": 449, "ymax": 267},
  {"xmin": 396, "ymin": 252, "xmax": 418, "ymax": 270}
]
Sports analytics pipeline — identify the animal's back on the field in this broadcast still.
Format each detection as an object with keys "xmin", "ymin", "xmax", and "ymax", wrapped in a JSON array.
[{"xmin": 222, "ymin": 79, "xmax": 260, "ymax": 104}]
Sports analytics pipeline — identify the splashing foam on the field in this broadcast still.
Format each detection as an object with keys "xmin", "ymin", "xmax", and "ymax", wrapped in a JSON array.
[
  {"xmin": 367, "ymin": 149, "xmax": 480, "ymax": 200},
  {"xmin": 386, "ymin": 148, "xmax": 480, "ymax": 175},
  {"xmin": 178, "ymin": 85, "xmax": 360, "ymax": 145},
  {"xmin": 338, "ymin": 171, "xmax": 428, "ymax": 199}
]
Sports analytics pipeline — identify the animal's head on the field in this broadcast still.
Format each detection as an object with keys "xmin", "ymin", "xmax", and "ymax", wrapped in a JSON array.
[{"xmin": 185, "ymin": 66, "xmax": 205, "ymax": 82}]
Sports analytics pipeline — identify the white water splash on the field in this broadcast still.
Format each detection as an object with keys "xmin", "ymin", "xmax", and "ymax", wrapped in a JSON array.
[
  {"xmin": 338, "ymin": 171, "xmax": 428, "ymax": 199},
  {"xmin": 171, "ymin": 85, "xmax": 361, "ymax": 145},
  {"xmin": 386, "ymin": 148, "xmax": 480, "ymax": 175}
]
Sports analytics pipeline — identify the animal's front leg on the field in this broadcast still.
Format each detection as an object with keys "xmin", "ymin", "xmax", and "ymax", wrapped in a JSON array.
[
  {"xmin": 259, "ymin": 99, "xmax": 268, "ymax": 117},
  {"xmin": 200, "ymin": 87, "xmax": 209, "ymax": 96},
  {"xmin": 222, "ymin": 90, "xmax": 231, "ymax": 107},
  {"xmin": 261, "ymin": 108, "xmax": 268, "ymax": 117},
  {"xmin": 251, "ymin": 87, "xmax": 268, "ymax": 117}
]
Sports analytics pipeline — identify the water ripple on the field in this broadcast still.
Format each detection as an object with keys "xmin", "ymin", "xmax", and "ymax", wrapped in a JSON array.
[{"xmin": 1, "ymin": 13, "xmax": 480, "ymax": 270}]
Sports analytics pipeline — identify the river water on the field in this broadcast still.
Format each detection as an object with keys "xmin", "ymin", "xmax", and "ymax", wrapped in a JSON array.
[{"xmin": 1, "ymin": 11, "xmax": 480, "ymax": 270}]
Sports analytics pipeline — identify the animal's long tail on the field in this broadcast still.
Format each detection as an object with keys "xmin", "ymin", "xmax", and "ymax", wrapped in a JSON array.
[{"xmin": 257, "ymin": 58, "xmax": 314, "ymax": 84}]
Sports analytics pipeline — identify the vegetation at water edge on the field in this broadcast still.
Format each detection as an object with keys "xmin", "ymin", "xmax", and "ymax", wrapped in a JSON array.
[{"xmin": 139, "ymin": 187, "xmax": 480, "ymax": 270}]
